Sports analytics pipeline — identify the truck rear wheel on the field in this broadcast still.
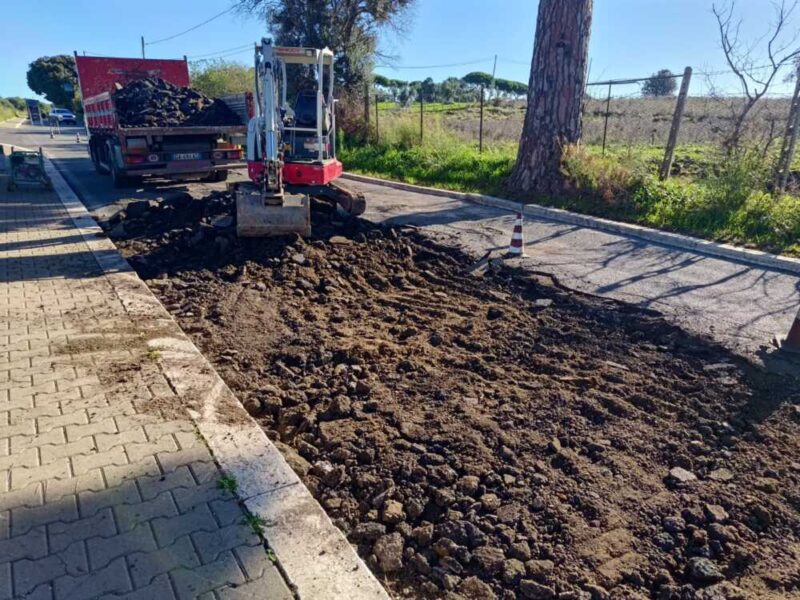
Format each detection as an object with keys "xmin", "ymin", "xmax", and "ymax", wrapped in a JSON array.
[{"xmin": 91, "ymin": 139, "xmax": 110, "ymax": 175}]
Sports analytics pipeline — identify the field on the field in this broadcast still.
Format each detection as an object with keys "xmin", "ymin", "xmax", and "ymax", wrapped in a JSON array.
[
  {"xmin": 111, "ymin": 192, "xmax": 800, "ymax": 600},
  {"xmin": 341, "ymin": 95, "xmax": 800, "ymax": 257}
]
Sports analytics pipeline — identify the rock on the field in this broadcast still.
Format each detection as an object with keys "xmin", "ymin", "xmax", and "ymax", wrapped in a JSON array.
[
  {"xmin": 272, "ymin": 441, "xmax": 311, "ymax": 477},
  {"xmin": 662, "ymin": 515, "xmax": 686, "ymax": 534},
  {"xmin": 412, "ymin": 523, "xmax": 434, "ymax": 546},
  {"xmin": 322, "ymin": 395, "xmax": 351, "ymax": 420},
  {"xmin": 704, "ymin": 504, "xmax": 729, "ymax": 523},
  {"xmin": 457, "ymin": 475, "xmax": 481, "ymax": 496},
  {"xmin": 708, "ymin": 468, "xmax": 734, "ymax": 482},
  {"xmin": 211, "ymin": 215, "xmax": 233, "ymax": 229},
  {"xmin": 502, "ymin": 558, "xmax": 526, "ymax": 585},
  {"xmin": 242, "ymin": 397, "xmax": 264, "ymax": 416},
  {"xmin": 534, "ymin": 298, "xmax": 553, "ymax": 308},
  {"xmin": 472, "ymin": 545, "xmax": 505, "ymax": 575},
  {"xmin": 410, "ymin": 552, "xmax": 431, "ymax": 575},
  {"xmin": 125, "ymin": 199, "xmax": 154, "ymax": 218},
  {"xmin": 510, "ymin": 541, "xmax": 532, "ymax": 561},
  {"xmin": 695, "ymin": 582, "xmax": 746, "ymax": 600},
  {"xmin": 668, "ymin": 467, "xmax": 697, "ymax": 485},
  {"xmin": 520, "ymin": 580, "xmax": 556, "ymax": 599},
  {"xmin": 584, "ymin": 584, "xmax": 609, "ymax": 600},
  {"xmin": 754, "ymin": 477, "xmax": 779, "ymax": 493},
  {"xmin": 458, "ymin": 576, "xmax": 497, "ymax": 600},
  {"xmin": 381, "ymin": 499, "xmax": 405, "ymax": 525},
  {"xmin": 291, "ymin": 253, "xmax": 306, "ymax": 265},
  {"xmin": 109, "ymin": 222, "xmax": 127, "ymax": 239},
  {"xmin": 354, "ymin": 380, "xmax": 372, "ymax": 396},
  {"xmin": 687, "ymin": 557, "xmax": 724, "ymax": 585},
  {"xmin": 487, "ymin": 307, "xmax": 504, "ymax": 320},
  {"xmin": 434, "ymin": 520, "xmax": 470, "ymax": 547},
  {"xmin": 328, "ymin": 235, "xmax": 352, "ymax": 245},
  {"xmin": 749, "ymin": 504, "xmax": 771, "ymax": 529},
  {"xmin": 480, "ymin": 493, "xmax": 501, "ymax": 511},
  {"xmin": 350, "ymin": 521, "xmax": 386, "ymax": 542},
  {"xmin": 373, "ymin": 533, "xmax": 404, "ymax": 573},
  {"xmin": 525, "ymin": 559, "xmax": 554, "ymax": 581}
]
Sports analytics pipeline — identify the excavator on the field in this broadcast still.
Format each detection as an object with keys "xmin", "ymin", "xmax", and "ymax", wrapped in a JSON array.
[{"xmin": 234, "ymin": 39, "xmax": 366, "ymax": 236}]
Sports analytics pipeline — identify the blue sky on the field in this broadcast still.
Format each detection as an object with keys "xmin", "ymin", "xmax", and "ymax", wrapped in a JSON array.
[{"xmin": 0, "ymin": 0, "xmax": 795, "ymax": 101}]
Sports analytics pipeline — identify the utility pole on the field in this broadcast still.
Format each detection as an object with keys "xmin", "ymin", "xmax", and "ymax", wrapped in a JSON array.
[
  {"xmin": 141, "ymin": 36, "xmax": 145, "ymax": 59},
  {"xmin": 479, "ymin": 85, "xmax": 485, "ymax": 153},
  {"xmin": 659, "ymin": 67, "xmax": 692, "ymax": 181},
  {"xmin": 774, "ymin": 63, "xmax": 800, "ymax": 193}
]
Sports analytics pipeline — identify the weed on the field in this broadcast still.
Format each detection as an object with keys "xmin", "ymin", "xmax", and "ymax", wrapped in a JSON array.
[
  {"xmin": 265, "ymin": 548, "xmax": 277, "ymax": 563},
  {"xmin": 218, "ymin": 474, "xmax": 238, "ymax": 494},
  {"xmin": 243, "ymin": 513, "xmax": 266, "ymax": 536}
]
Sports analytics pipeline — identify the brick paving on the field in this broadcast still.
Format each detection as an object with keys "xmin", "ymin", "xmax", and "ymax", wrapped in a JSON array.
[{"xmin": 0, "ymin": 171, "xmax": 293, "ymax": 599}]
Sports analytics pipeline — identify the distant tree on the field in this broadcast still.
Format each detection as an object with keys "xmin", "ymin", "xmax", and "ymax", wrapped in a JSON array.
[
  {"xmin": 419, "ymin": 77, "xmax": 436, "ymax": 102},
  {"xmin": 5, "ymin": 97, "xmax": 26, "ymax": 111},
  {"xmin": 374, "ymin": 74, "xmax": 391, "ymax": 87},
  {"xmin": 463, "ymin": 71, "xmax": 494, "ymax": 88},
  {"xmin": 438, "ymin": 77, "xmax": 465, "ymax": 103},
  {"xmin": 27, "ymin": 55, "xmax": 77, "ymax": 108},
  {"xmin": 240, "ymin": 0, "xmax": 415, "ymax": 93},
  {"xmin": 190, "ymin": 60, "xmax": 254, "ymax": 98},
  {"xmin": 641, "ymin": 69, "xmax": 677, "ymax": 97},
  {"xmin": 495, "ymin": 78, "xmax": 528, "ymax": 98},
  {"xmin": 508, "ymin": 0, "xmax": 593, "ymax": 195}
]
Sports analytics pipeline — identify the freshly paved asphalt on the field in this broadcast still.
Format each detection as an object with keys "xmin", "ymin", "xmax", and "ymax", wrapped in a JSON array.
[{"xmin": 2, "ymin": 118, "xmax": 798, "ymax": 364}]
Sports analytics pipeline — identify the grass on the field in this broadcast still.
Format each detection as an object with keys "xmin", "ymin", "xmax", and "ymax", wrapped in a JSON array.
[
  {"xmin": 0, "ymin": 99, "xmax": 22, "ymax": 123},
  {"xmin": 243, "ymin": 514, "xmax": 266, "ymax": 536},
  {"xmin": 341, "ymin": 119, "xmax": 800, "ymax": 256},
  {"xmin": 218, "ymin": 474, "xmax": 238, "ymax": 494}
]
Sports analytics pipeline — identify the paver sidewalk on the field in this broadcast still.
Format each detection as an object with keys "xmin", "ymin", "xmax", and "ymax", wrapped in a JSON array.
[{"xmin": 0, "ymin": 169, "xmax": 293, "ymax": 598}]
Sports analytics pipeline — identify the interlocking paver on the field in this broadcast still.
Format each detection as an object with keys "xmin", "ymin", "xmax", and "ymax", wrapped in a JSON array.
[{"xmin": 0, "ymin": 177, "xmax": 291, "ymax": 596}]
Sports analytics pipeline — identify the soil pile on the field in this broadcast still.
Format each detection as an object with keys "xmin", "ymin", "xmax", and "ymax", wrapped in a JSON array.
[
  {"xmin": 112, "ymin": 78, "xmax": 242, "ymax": 128},
  {"xmin": 111, "ymin": 197, "xmax": 800, "ymax": 600}
]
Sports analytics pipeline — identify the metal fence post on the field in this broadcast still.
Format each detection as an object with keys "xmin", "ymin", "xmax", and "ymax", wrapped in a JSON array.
[
  {"xmin": 364, "ymin": 83, "xmax": 370, "ymax": 142},
  {"xmin": 601, "ymin": 82, "xmax": 612, "ymax": 155},
  {"xmin": 375, "ymin": 94, "xmax": 380, "ymax": 145},
  {"xmin": 420, "ymin": 97, "xmax": 424, "ymax": 144},
  {"xmin": 479, "ymin": 85, "xmax": 485, "ymax": 153},
  {"xmin": 659, "ymin": 66, "xmax": 692, "ymax": 180}
]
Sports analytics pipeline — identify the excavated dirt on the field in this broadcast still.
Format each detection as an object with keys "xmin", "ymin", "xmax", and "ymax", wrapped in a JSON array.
[
  {"xmin": 112, "ymin": 78, "xmax": 242, "ymax": 128},
  {"xmin": 111, "ymin": 193, "xmax": 800, "ymax": 600}
]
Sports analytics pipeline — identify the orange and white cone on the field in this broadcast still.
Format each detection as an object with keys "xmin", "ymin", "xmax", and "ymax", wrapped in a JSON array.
[
  {"xmin": 777, "ymin": 307, "xmax": 800, "ymax": 354},
  {"xmin": 507, "ymin": 212, "xmax": 525, "ymax": 257}
]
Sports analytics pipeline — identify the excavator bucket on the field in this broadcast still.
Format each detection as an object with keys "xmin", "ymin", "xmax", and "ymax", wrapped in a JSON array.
[{"xmin": 235, "ymin": 184, "xmax": 311, "ymax": 237}]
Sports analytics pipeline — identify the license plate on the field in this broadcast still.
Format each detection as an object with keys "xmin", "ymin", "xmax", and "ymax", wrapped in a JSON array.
[{"xmin": 171, "ymin": 152, "xmax": 201, "ymax": 161}]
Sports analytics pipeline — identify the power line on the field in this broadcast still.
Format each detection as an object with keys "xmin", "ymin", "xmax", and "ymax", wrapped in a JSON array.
[
  {"xmin": 188, "ymin": 44, "xmax": 253, "ymax": 59},
  {"xmin": 145, "ymin": 2, "xmax": 244, "ymax": 46},
  {"xmin": 376, "ymin": 57, "xmax": 495, "ymax": 70}
]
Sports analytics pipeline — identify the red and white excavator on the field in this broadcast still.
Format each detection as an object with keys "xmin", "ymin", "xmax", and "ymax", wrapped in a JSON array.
[{"xmin": 234, "ymin": 39, "xmax": 365, "ymax": 236}]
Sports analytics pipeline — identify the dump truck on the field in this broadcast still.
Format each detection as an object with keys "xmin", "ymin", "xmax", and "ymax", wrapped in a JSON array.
[{"xmin": 74, "ymin": 53, "xmax": 252, "ymax": 187}]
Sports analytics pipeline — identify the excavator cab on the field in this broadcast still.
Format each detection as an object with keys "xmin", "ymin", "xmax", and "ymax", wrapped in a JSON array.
[{"xmin": 235, "ymin": 40, "xmax": 364, "ymax": 238}]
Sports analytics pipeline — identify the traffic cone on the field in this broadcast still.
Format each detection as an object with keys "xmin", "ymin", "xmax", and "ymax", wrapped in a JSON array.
[
  {"xmin": 776, "ymin": 307, "xmax": 800, "ymax": 354},
  {"xmin": 506, "ymin": 212, "xmax": 525, "ymax": 257},
  {"xmin": 76, "ymin": 132, "xmax": 81, "ymax": 143}
]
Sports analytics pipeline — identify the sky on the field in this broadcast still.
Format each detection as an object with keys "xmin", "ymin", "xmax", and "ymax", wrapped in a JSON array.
[{"xmin": 0, "ymin": 0, "xmax": 796, "ymax": 102}]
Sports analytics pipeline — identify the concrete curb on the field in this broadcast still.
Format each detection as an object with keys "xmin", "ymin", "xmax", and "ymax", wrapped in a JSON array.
[
  {"xmin": 39, "ymin": 151, "xmax": 390, "ymax": 600},
  {"xmin": 343, "ymin": 172, "xmax": 800, "ymax": 275}
]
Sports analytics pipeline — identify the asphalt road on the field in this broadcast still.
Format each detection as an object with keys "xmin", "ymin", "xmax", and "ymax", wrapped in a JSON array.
[{"xmin": 2, "ymin": 118, "xmax": 798, "ymax": 365}]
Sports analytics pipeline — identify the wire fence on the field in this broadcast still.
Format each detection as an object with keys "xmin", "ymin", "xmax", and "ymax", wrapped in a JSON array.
[{"xmin": 364, "ymin": 69, "xmax": 796, "ymax": 148}]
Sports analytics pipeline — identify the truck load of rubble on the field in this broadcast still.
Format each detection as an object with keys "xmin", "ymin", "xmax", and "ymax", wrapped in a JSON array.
[{"xmin": 112, "ymin": 77, "xmax": 242, "ymax": 128}]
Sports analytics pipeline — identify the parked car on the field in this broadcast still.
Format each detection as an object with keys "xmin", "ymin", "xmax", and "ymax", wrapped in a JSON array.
[{"xmin": 48, "ymin": 108, "xmax": 77, "ymax": 125}]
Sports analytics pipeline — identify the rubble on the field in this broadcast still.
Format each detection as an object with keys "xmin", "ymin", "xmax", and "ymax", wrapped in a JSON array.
[
  {"xmin": 112, "ymin": 194, "xmax": 800, "ymax": 599},
  {"xmin": 112, "ymin": 78, "xmax": 242, "ymax": 128}
]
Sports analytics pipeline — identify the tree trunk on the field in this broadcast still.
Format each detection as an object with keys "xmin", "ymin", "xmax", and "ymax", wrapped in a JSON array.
[{"xmin": 507, "ymin": 0, "xmax": 593, "ymax": 195}]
